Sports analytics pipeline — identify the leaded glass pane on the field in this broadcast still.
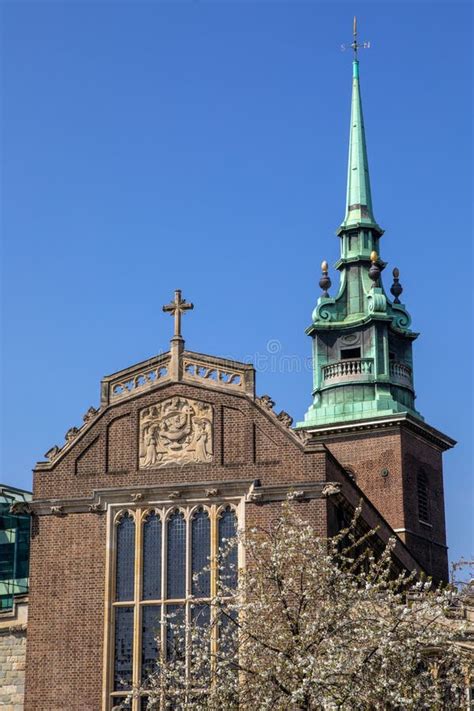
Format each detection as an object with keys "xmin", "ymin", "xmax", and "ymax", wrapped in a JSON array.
[
  {"xmin": 191, "ymin": 603, "xmax": 211, "ymax": 683},
  {"xmin": 167, "ymin": 512, "xmax": 186, "ymax": 599},
  {"xmin": 140, "ymin": 696, "xmax": 159, "ymax": 711},
  {"xmin": 191, "ymin": 603, "xmax": 210, "ymax": 627},
  {"xmin": 141, "ymin": 605, "xmax": 161, "ymax": 683},
  {"xmin": 113, "ymin": 606, "xmax": 134, "ymax": 691},
  {"xmin": 218, "ymin": 508, "xmax": 238, "ymax": 590},
  {"xmin": 143, "ymin": 513, "xmax": 162, "ymax": 600},
  {"xmin": 191, "ymin": 510, "xmax": 210, "ymax": 596},
  {"xmin": 166, "ymin": 604, "xmax": 185, "ymax": 662},
  {"xmin": 116, "ymin": 513, "xmax": 135, "ymax": 602},
  {"xmin": 218, "ymin": 606, "xmax": 238, "ymax": 668}
]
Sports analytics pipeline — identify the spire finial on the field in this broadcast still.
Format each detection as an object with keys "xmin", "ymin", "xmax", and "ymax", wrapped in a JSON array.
[
  {"xmin": 352, "ymin": 16, "xmax": 358, "ymax": 59},
  {"xmin": 390, "ymin": 267, "xmax": 403, "ymax": 303},
  {"xmin": 368, "ymin": 252, "xmax": 381, "ymax": 287},
  {"xmin": 319, "ymin": 260, "xmax": 331, "ymax": 298}
]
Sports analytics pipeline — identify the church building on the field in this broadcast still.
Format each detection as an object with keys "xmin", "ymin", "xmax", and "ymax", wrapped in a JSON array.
[{"xmin": 22, "ymin": 32, "xmax": 454, "ymax": 711}]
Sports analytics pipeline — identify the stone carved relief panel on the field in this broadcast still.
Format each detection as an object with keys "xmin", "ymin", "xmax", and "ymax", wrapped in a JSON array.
[{"xmin": 139, "ymin": 397, "xmax": 213, "ymax": 469}]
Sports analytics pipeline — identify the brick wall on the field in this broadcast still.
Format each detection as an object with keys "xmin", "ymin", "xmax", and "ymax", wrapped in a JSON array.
[
  {"xmin": 33, "ymin": 383, "xmax": 328, "ymax": 501},
  {"xmin": 399, "ymin": 428, "xmax": 448, "ymax": 582},
  {"xmin": 321, "ymin": 428, "xmax": 404, "ymax": 526},
  {"xmin": 320, "ymin": 423, "xmax": 449, "ymax": 581},
  {"xmin": 24, "ymin": 515, "xmax": 105, "ymax": 711},
  {"xmin": 246, "ymin": 498, "xmax": 328, "ymax": 539}
]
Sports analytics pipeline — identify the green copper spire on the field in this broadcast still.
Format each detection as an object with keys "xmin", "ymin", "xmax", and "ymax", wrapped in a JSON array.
[
  {"xmin": 297, "ymin": 21, "xmax": 421, "ymax": 429},
  {"xmin": 339, "ymin": 23, "xmax": 381, "ymax": 233},
  {"xmin": 340, "ymin": 60, "xmax": 374, "ymax": 227}
]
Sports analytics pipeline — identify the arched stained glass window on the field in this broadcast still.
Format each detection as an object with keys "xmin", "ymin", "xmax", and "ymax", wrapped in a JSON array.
[
  {"xmin": 142, "ymin": 512, "xmax": 162, "ymax": 600},
  {"xmin": 110, "ymin": 502, "xmax": 241, "ymax": 709},
  {"xmin": 191, "ymin": 509, "xmax": 210, "ymax": 596},
  {"xmin": 218, "ymin": 507, "xmax": 238, "ymax": 590},
  {"xmin": 167, "ymin": 511, "xmax": 186, "ymax": 599},
  {"xmin": 115, "ymin": 512, "xmax": 135, "ymax": 602}
]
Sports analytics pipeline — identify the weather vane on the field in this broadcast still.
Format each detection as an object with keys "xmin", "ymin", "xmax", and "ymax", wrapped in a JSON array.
[{"xmin": 341, "ymin": 17, "xmax": 371, "ymax": 59}]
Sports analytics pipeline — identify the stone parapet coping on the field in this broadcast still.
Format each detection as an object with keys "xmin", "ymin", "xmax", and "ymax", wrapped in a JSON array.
[
  {"xmin": 297, "ymin": 412, "xmax": 456, "ymax": 452},
  {"xmin": 0, "ymin": 597, "xmax": 28, "ymax": 633}
]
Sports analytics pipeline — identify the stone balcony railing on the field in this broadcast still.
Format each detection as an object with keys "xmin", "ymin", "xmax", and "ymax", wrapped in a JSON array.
[
  {"xmin": 322, "ymin": 358, "xmax": 373, "ymax": 384},
  {"xmin": 389, "ymin": 361, "xmax": 413, "ymax": 388},
  {"xmin": 321, "ymin": 358, "xmax": 413, "ymax": 389}
]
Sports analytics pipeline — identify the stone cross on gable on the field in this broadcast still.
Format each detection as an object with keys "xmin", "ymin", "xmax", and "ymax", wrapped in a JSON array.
[{"xmin": 163, "ymin": 289, "xmax": 194, "ymax": 340}]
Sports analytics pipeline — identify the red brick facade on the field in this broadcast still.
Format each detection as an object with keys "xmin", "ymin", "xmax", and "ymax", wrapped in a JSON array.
[{"xmin": 24, "ymin": 357, "xmax": 448, "ymax": 710}]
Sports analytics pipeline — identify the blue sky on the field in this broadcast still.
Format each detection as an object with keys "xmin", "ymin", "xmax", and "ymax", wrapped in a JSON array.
[{"xmin": 1, "ymin": 2, "xmax": 472, "ymax": 565}]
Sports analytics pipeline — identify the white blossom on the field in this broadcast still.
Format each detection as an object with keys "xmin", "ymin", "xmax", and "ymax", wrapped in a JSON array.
[{"xmin": 125, "ymin": 502, "xmax": 472, "ymax": 710}]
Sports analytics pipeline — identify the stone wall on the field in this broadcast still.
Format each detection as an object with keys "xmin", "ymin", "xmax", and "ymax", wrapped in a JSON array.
[{"xmin": 0, "ymin": 598, "xmax": 27, "ymax": 710}]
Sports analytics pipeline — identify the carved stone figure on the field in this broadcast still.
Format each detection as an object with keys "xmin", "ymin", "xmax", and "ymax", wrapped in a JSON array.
[
  {"xmin": 88, "ymin": 503, "xmax": 104, "ymax": 513},
  {"xmin": 277, "ymin": 411, "xmax": 293, "ymax": 428},
  {"xmin": 257, "ymin": 394, "xmax": 275, "ymax": 410},
  {"xmin": 83, "ymin": 406, "xmax": 99, "ymax": 423},
  {"xmin": 139, "ymin": 397, "xmax": 213, "ymax": 469},
  {"xmin": 246, "ymin": 480, "xmax": 264, "ymax": 503},
  {"xmin": 44, "ymin": 445, "xmax": 61, "ymax": 461},
  {"xmin": 321, "ymin": 482, "xmax": 342, "ymax": 497},
  {"xmin": 295, "ymin": 429, "xmax": 311, "ymax": 445},
  {"xmin": 65, "ymin": 427, "xmax": 79, "ymax": 442},
  {"xmin": 287, "ymin": 489, "xmax": 305, "ymax": 501}
]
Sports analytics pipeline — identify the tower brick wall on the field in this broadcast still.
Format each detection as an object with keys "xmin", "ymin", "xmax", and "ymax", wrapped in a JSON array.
[{"xmin": 317, "ymin": 420, "xmax": 450, "ymax": 582}]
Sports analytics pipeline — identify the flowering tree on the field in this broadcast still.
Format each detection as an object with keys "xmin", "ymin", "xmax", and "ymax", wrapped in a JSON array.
[{"xmin": 125, "ymin": 502, "xmax": 472, "ymax": 710}]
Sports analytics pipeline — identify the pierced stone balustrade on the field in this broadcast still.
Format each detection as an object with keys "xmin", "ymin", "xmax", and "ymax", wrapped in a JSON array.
[
  {"xmin": 102, "ymin": 353, "xmax": 172, "ymax": 405},
  {"xmin": 389, "ymin": 361, "xmax": 413, "ymax": 388},
  {"xmin": 100, "ymin": 349, "xmax": 255, "ymax": 406},
  {"xmin": 322, "ymin": 358, "xmax": 373, "ymax": 384},
  {"xmin": 182, "ymin": 350, "xmax": 255, "ymax": 395}
]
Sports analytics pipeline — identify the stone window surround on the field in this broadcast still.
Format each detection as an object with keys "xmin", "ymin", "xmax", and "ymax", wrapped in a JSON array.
[{"xmin": 103, "ymin": 494, "xmax": 245, "ymax": 711}]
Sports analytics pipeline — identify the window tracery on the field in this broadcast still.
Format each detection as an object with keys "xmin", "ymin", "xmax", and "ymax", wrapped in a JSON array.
[{"xmin": 107, "ymin": 503, "xmax": 240, "ymax": 710}]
